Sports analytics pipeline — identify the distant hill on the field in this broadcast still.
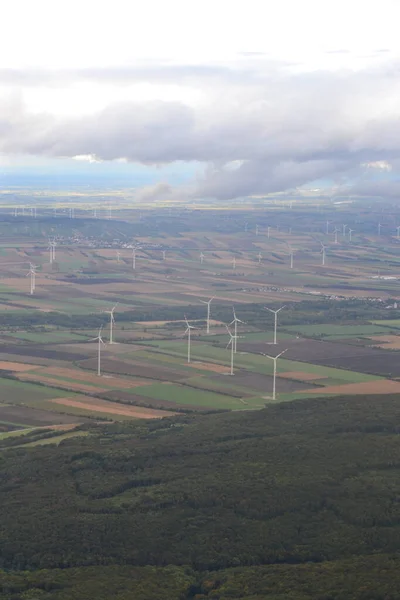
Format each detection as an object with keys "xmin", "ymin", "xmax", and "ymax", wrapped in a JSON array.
[{"xmin": 0, "ymin": 394, "xmax": 399, "ymax": 599}]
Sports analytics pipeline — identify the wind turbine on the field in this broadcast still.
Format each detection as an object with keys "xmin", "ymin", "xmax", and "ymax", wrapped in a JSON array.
[
  {"xmin": 200, "ymin": 297, "xmax": 214, "ymax": 334},
  {"xmin": 184, "ymin": 315, "xmax": 197, "ymax": 363},
  {"xmin": 116, "ymin": 250, "xmax": 121, "ymax": 263},
  {"xmin": 229, "ymin": 307, "xmax": 245, "ymax": 353},
  {"xmin": 265, "ymin": 305, "xmax": 285, "ymax": 345},
  {"xmin": 51, "ymin": 240, "xmax": 57, "ymax": 262},
  {"xmin": 263, "ymin": 349, "xmax": 287, "ymax": 400},
  {"xmin": 257, "ymin": 252, "xmax": 262, "ymax": 264},
  {"xmin": 200, "ymin": 252, "xmax": 205, "ymax": 264},
  {"xmin": 48, "ymin": 239, "xmax": 54, "ymax": 264},
  {"xmin": 232, "ymin": 256, "xmax": 236, "ymax": 270},
  {"xmin": 244, "ymin": 222, "xmax": 249, "ymax": 232},
  {"xmin": 320, "ymin": 242, "xmax": 327, "ymax": 266},
  {"xmin": 132, "ymin": 248, "xmax": 136, "ymax": 270},
  {"xmin": 104, "ymin": 304, "xmax": 118, "ymax": 344},
  {"xmin": 348, "ymin": 228, "xmax": 355, "ymax": 242},
  {"xmin": 162, "ymin": 250, "xmax": 166, "ymax": 261},
  {"xmin": 89, "ymin": 327, "xmax": 105, "ymax": 376},
  {"xmin": 326, "ymin": 220, "xmax": 331, "ymax": 235},
  {"xmin": 333, "ymin": 228, "xmax": 339, "ymax": 244},
  {"xmin": 226, "ymin": 325, "xmax": 237, "ymax": 375},
  {"xmin": 342, "ymin": 224, "xmax": 347, "ymax": 236},
  {"xmin": 27, "ymin": 263, "xmax": 38, "ymax": 295},
  {"xmin": 396, "ymin": 226, "xmax": 400, "ymax": 240},
  {"xmin": 255, "ymin": 224, "xmax": 259, "ymax": 236},
  {"xmin": 378, "ymin": 223, "xmax": 383, "ymax": 236},
  {"xmin": 267, "ymin": 226, "xmax": 271, "ymax": 239},
  {"xmin": 288, "ymin": 246, "xmax": 294, "ymax": 269}
]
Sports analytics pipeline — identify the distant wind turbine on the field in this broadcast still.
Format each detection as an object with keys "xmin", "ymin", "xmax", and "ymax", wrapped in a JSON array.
[
  {"xmin": 229, "ymin": 306, "xmax": 245, "ymax": 353},
  {"xmin": 132, "ymin": 248, "xmax": 136, "ymax": 270},
  {"xmin": 162, "ymin": 250, "xmax": 166, "ymax": 261},
  {"xmin": 333, "ymin": 228, "xmax": 339, "ymax": 244},
  {"xmin": 396, "ymin": 226, "xmax": 400, "ymax": 240},
  {"xmin": 89, "ymin": 327, "xmax": 105, "ymax": 376},
  {"xmin": 226, "ymin": 325, "xmax": 237, "ymax": 375},
  {"xmin": 264, "ymin": 305, "xmax": 285, "ymax": 345},
  {"xmin": 263, "ymin": 349, "xmax": 287, "ymax": 400},
  {"xmin": 257, "ymin": 252, "xmax": 262, "ymax": 264},
  {"xmin": 320, "ymin": 242, "xmax": 327, "ymax": 266},
  {"xmin": 348, "ymin": 228, "xmax": 355, "ymax": 242},
  {"xmin": 200, "ymin": 297, "xmax": 214, "ymax": 334},
  {"xmin": 184, "ymin": 315, "xmax": 197, "ymax": 363},
  {"xmin": 27, "ymin": 263, "xmax": 38, "ymax": 295},
  {"xmin": 116, "ymin": 250, "xmax": 121, "ymax": 263},
  {"xmin": 104, "ymin": 304, "xmax": 118, "ymax": 344},
  {"xmin": 232, "ymin": 256, "xmax": 236, "ymax": 270},
  {"xmin": 200, "ymin": 252, "xmax": 205, "ymax": 264},
  {"xmin": 342, "ymin": 224, "xmax": 347, "ymax": 236}
]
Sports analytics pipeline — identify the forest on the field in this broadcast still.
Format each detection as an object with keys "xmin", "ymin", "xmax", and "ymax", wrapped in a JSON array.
[{"xmin": 0, "ymin": 393, "xmax": 399, "ymax": 598}]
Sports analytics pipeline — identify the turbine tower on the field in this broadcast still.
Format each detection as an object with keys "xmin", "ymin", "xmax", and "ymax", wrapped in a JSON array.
[
  {"xmin": 320, "ymin": 242, "xmax": 327, "ymax": 266},
  {"xmin": 232, "ymin": 256, "xmax": 236, "ymax": 270},
  {"xmin": 255, "ymin": 224, "xmax": 259, "ymax": 236},
  {"xmin": 89, "ymin": 327, "xmax": 105, "ymax": 376},
  {"xmin": 132, "ymin": 248, "xmax": 136, "ymax": 270},
  {"xmin": 116, "ymin": 250, "xmax": 121, "ymax": 263},
  {"xmin": 200, "ymin": 297, "xmax": 214, "ymax": 334},
  {"xmin": 265, "ymin": 305, "xmax": 285, "ymax": 345},
  {"xmin": 342, "ymin": 224, "xmax": 347, "ymax": 236},
  {"xmin": 200, "ymin": 252, "xmax": 205, "ymax": 264},
  {"xmin": 333, "ymin": 228, "xmax": 339, "ymax": 244},
  {"xmin": 48, "ymin": 239, "xmax": 54, "ymax": 264},
  {"xmin": 104, "ymin": 303, "xmax": 118, "ymax": 344},
  {"xmin": 378, "ymin": 223, "xmax": 383, "ymax": 236},
  {"xmin": 326, "ymin": 221, "xmax": 331, "ymax": 235},
  {"xmin": 27, "ymin": 263, "xmax": 38, "ymax": 295},
  {"xmin": 229, "ymin": 306, "xmax": 245, "ymax": 353},
  {"xmin": 162, "ymin": 250, "xmax": 166, "ymax": 261},
  {"xmin": 226, "ymin": 325, "xmax": 237, "ymax": 375},
  {"xmin": 257, "ymin": 252, "xmax": 262, "ymax": 264},
  {"xmin": 396, "ymin": 226, "xmax": 400, "ymax": 240},
  {"xmin": 348, "ymin": 228, "xmax": 355, "ymax": 242},
  {"xmin": 263, "ymin": 349, "xmax": 287, "ymax": 400},
  {"xmin": 184, "ymin": 315, "xmax": 197, "ymax": 363}
]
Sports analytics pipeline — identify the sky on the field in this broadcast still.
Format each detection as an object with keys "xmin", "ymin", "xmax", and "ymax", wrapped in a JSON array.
[{"xmin": 1, "ymin": 0, "xmax": 400, "ymax": 200}]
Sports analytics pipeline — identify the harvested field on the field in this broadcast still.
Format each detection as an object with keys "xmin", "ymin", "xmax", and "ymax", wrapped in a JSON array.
[
  {"xmin": 50, "ymin": 397, "xmax": 174, "ymax": 419},
  {"xmin": 210, "ymin": 371, "xmax": 321, "ymax": 393},
  {"xmin": 0, "ymin": 345, "xmax": 87, "ymax": 361},
  {"xmin": 39, "ymin": 367, "xmax": 149, "ymax": 389},
  {"xmin": 302, "ymin": 379, "xmax": 400, "ymax": 395},
  {"xmin": 279, "ymin": 371, "xmax": 326, "ymax": 381},
  {"xmin": 0, "ymin": 361, "xmax": 40, "ymax": 372},
  {"xmin": 79, "ymin": 358, "xmax": 188, "ymax": 381},
  {"xmin": 368, "ymin": 335, "xmax": 400, "ymax": 349},
  {"xmin": 0, "ymin": 404, "xmax": 87, "ymax": 427},
  {"xmin": 17, "ymin": 373, "xmax": 108, "ymax": 394},
  {"xmin": 315, "ymin": 354, "xmax": 400, "ymax": 378}
]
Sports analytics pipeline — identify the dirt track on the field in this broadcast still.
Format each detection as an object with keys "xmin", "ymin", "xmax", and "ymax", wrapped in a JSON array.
[{"xmin": 0, "ymin": 361, "xmax": 39, "ymax": 372}]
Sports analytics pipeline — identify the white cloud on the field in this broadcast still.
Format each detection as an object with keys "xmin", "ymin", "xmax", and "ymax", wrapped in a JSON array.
[
  {"xmin": 72, "ymin": 154, "xmax": 101, "ymax": 163},
  {"xmin": 362, "ymin": 160, "xmax": 392, "ymax": 171}
]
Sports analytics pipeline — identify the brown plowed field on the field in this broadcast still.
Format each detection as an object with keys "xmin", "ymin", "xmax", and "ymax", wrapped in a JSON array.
[
  {"xmin": 279, "ymin": 371, "xmax": 326, "ymax": 381},
  {"xmin": 302, "ymin": 379, "xmax": 400, "ymax": 395},
  {"xmin": 0, "ymin": 404, "xmax": 88, "ymax": 427},
  {"xmin": 50, "ymin": 397, "xmax": 175, "ymax": 419},
  {"xmin": 187, "ymin": 362, "xmax": 230, "ymax": 373},
  {"xmin": 0, "ymin": 361, "xmax": 40, "ymax": 372},
  {"xmin": 39, "ymin": 367, "xmax": 150, "ymax": 389},
  {"xmin": 17, "ymin": 373, "xmax": 107, "ymax": 394},
  {"xmin": 211, "ymin": 371, "xmax": 321, "ymax": 393},
  {"xmin": 368, "ymin": 335, "xmax": 400, "ymax": 349},
  {"xmin": 79, "ymin": 358, "xmax": 188, "ymax": 381}
]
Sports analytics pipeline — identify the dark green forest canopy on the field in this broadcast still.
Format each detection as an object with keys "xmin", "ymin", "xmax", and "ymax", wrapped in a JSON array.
[{"xmin": 0, "ymin": 394, "xmax": 399, "ymax": 598}]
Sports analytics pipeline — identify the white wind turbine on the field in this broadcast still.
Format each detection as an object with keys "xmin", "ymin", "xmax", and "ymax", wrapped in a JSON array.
[
  {"xmin": 200, "ymin": 297, "xmax": 214, "ymax": 334},
  {"xmin": 255, "ymin": 224, "xmax": 259, "ymax": 236},
  {"xmin": 257, "ymin": 252, "xmax": 262, "ymax": 264},
  {"xmin": 200, "ymin": 252, "xmax": 205, "ymax": 264},
  {"xmin": 51, "ymin": 240, "xmax": 57, "ymax": 262},
  {"xmin": 265, "ymin": 305, "xmax": 285, "ymax": 345},
  {"xmin": 263, "ymin": 349, "xmax": 287, "ymax": 400},
  {"xmin": 342, "ymin": 224, "xmax": 347, "ymax": 236},
  {"xmin": 267, "ymin": 226, "xmax": 271, "ymax": 239},
  {"xmin": 396, "ymin": 226, "xmax": 400, "ymax": 240},
  {"xmin": 320, "ymin": 242, "xmax": 327, "ymax": 266},
  {"xmin": 132, "ymin": 248, "xmax": 136, "ymax": 270},
  {"xmin": 333, "ymin": 228, "xmax": 339, "ymax": 244},
  {"xmin": 378, "ymin": 223, "xmax": 383, "ymax": 236},
  {"xmin": 48, "ymin": 239, "xmax": 54, "ymax": 264},
  {"xmin": 89, "ymin": 326, "xmax": 105, "ymax": 376},
  {"xmin": 27, "ymin": 263, "xmax": 38, "ymax": 295},
  {"xmin": 229, "ymin": 306, "xmax": 245, "ymax": 353},
  {"xmin": 183, "ymin": 315, "xmax": 197, "ymax": 363},
  {"xmin": 288, "ymin": 245, "xmax": 294, "ymax": 269},
  {"xmin": 116, "ymin": 250, "xmax": 121, "ymax": 263},
  {"xmin": 326, "ymin": 221, "xmax": 331, "ymax": 235},
  {"xmin": 348, "ymin": 228, "xmax": 355, "ymax": 242},
  {"xmin": 162, "ymin": 250, "xmax": 166, "ymax": 261},
  {"xmin": 104, "ymin": 303, "xmax": 118, "ymax": 344},
  {"xmin": 232, "ymin": 256, "xmax": 236, "ymax": 270},
  {"xmin": 226, "ymin": 325, "xmax": 238, "ymax": 375}
]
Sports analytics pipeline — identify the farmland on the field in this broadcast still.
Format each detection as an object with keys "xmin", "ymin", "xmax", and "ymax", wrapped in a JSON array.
[{"xmin": 0, "ymin": 195, "xmax": 399, "ymax": 427}]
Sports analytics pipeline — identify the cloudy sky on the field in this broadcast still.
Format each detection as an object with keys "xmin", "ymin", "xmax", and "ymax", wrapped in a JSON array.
[{"xmin": 1, "ymin": 0, "xmax": 400, "ymax": 200}]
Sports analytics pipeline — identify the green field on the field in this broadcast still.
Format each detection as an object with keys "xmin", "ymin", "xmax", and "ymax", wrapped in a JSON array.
[
  {"xmin": 284, "ymin": 323, "xmax": 396, "ymax": 337},
  {"xmin": 129, "ymin": 382, "xmax": 246, "ymax": 409}
]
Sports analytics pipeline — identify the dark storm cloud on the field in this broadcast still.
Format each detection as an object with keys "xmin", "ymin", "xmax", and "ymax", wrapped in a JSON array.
[{"xmin": 1, "ymin": 60, "xmax": 400, "ymax": 199}]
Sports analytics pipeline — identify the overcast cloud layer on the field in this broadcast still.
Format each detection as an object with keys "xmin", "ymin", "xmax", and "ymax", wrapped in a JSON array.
[{"xmin": 2, "ymin": 59, "xmax": 400, "ymax": 199}]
